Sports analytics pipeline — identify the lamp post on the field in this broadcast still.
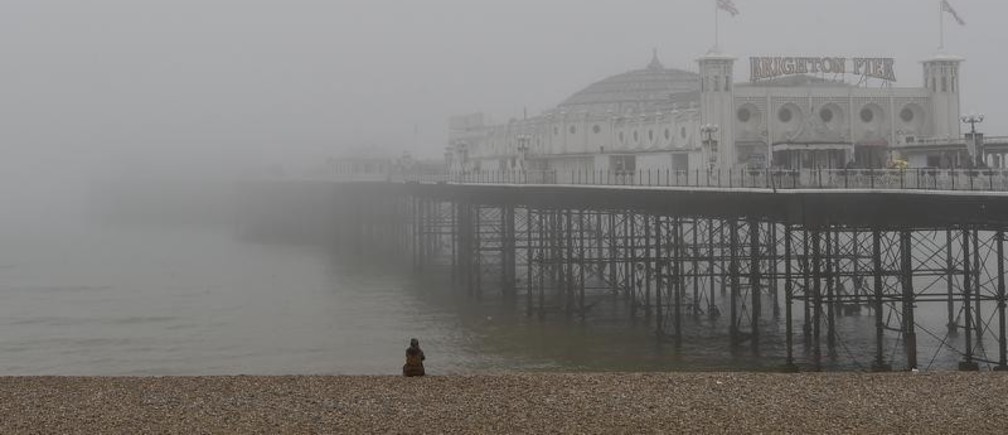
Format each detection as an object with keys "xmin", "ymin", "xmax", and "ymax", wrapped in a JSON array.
[
  {"xmin": 455, "ymin": 142, "xmax": 469, "ymax": 172},
  {"xmin": 700, "ymin": 124, "xmax": 720, "ymax": 169},
  {"xmin": 961, "ymin": 113, "xmax": 985, "ymax": 167},
  {"xmin": 516, "ymin": 134, "xmax": 531, "ymax": 170}
]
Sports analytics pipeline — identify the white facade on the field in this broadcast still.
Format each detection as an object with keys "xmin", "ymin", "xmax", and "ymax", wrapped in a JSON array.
[{"xmin": 449, "ymin": 50, "xmax": 967, "ymax": 171}]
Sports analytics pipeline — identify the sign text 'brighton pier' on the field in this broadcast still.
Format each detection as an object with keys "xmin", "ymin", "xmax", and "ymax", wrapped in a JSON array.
[{"xmin": 750, "ymin": 56, "xmax": 896, "ymax": 82}]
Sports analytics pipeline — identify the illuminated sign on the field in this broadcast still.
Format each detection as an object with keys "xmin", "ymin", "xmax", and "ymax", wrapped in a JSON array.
[{"xmin": 750, "ymin": 57, "xmax": 896, "ymax": 82}]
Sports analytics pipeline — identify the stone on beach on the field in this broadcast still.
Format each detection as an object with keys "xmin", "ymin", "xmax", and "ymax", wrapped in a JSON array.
[{"xmin": 0, "ymin": 373, "xmax": 1005, "ymax": 433}]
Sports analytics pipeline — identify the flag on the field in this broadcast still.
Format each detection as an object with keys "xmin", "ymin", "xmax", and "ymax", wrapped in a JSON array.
[
  {"xmin": 717, "ymin": 0, "xmax": 739, "ymax": 17},
  {"xmin": 941, "ymin": 0, "xmax": 965, "ymax": 26}
]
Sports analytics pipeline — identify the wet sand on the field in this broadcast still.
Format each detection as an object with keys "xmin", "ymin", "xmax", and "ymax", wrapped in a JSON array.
[{"xmin": 0, "ymin": 373, "xmax": 1005, "ymax": 434}]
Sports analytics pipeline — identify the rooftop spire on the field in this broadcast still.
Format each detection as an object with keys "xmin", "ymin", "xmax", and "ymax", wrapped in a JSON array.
[{"xmin": 647, "ymin": 48, "xmax": 664, "ymax": 70}]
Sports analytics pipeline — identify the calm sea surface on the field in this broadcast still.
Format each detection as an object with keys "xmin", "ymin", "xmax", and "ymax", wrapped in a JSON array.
[{"xmin": 0, "ymin": 208, "xmax": 1001, "ymax": 375}]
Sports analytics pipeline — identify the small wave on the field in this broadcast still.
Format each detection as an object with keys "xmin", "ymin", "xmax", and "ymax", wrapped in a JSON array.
[
  {"xmin": 7, "ymin": 284, "xmax": 113, "ymax": 293},
  {"xmin": 5, "ymin": 314, "xmax": 177, "ymax": 327},
  {"xmin": 108, "ymin": 315, "xmax": 178, "ymax": 325}
]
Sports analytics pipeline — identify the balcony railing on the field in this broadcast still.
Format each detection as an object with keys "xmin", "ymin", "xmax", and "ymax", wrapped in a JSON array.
[{"xmin": 383, "ymin": 168, "xmax": 1008, "ymax": 191}]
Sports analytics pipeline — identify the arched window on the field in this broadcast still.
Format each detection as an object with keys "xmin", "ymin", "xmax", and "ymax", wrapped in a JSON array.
[
  {"xmin": 737, "ymin": 108, "xmax": 751, "ymax": 122},
  {"xmin": 819, "ymin": 107, "xmax": 833, "ymax": 123},
  {"xmin": 900, "ymin": 108, "xmax": 914, "ymax": 123},
  {"xmin": 778, "ymin": 107, "xmax": 793, "ymax": 123},
  {"xmin": 860, "ymin": 108, "xmax": 874, "ymax": 123}
]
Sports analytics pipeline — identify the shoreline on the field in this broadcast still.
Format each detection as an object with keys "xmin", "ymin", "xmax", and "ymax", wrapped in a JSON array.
[{"xmin": 1, "ymin": 372, "xmax": 1005, "ymax": 433}]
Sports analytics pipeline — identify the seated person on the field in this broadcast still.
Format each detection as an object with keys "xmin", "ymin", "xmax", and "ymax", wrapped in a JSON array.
[{"xmin": 402, "ymin": 338, "xmax": 426, "ymax": 377}]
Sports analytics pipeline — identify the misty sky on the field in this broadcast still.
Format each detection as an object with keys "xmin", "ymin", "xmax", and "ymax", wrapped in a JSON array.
[{"xmin": 1, "ymin": 0, "xmax": 1004, "ymax": 175}]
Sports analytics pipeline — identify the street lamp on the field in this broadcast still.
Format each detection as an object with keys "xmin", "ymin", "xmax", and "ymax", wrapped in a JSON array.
[
  {"xmin": 961, "ymin": 113, "xmax": 985, "ymax": 167},
  {"xmin": 516, "ymin": 134, "xmax": 531, "ymax": 170},
  {"xmin": 700, "ymin": 124, "xmax": 720, "ymax": 168},
  {"xmin": 455, "ymin": 142, "xmax": 469, "ymax": 171}
]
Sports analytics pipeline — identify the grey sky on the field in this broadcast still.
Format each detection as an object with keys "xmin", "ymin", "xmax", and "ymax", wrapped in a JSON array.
[{"xmin": 0, "ymin": 0, "xmax": 1003, "ymax": 173}]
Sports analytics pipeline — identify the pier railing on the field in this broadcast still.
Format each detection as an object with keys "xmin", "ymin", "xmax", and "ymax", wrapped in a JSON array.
[{"xmin": 386, "ymin": 168, "xmax": 1008, "ymax": 191}]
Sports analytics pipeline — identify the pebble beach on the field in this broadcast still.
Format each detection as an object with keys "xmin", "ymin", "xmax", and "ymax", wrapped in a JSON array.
[{"xmin": 0, "ymin": 372, "xmax": 1006, "ymax": 434}]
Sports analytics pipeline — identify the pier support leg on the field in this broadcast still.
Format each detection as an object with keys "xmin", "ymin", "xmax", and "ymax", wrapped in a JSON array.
[
  {"xmin": 771, "ymin": 223, "xmax": 781, "ymax": 320},
  {"xmin": 826, "ymin": 229, "xmax": 836, "ymax": 353},
  {"xmin": 901, "ymin": 230, "xmax": 918, "ymax": 371},
  {"xmin": 655, "ymin": 215, "xmax": 664, "ymax": 337},
  {"xmin": 973, "ymin": 229, "xmax": 983, "ymax": 344},
  {"xmin": 997, "ymin": 229, "xmax": 1008, "ymax": 371},
  {"xmin": 802, "ymin": 230, "xmax": 812, "ymax": 346},
  {"xmin": 565, "ymin": 209, "xmax": 574, "ymax": 319},
  {"xmin": 526, "ymin": 208, "xmax": 536, "ymax": 317},
  {"xmin": 749, "ymin": 219, "xmax": 761, "ymax": 350},
  {"xmin": 730, "ymin": 219, "xmax": 740, "ymax": 345},
  {"xmin": 708, "ymin": 219, "xmax": 718, "ymax": 320},
  {"xmin": 644, "ymin": 214, "xmax": 653, "ymax": 320},
  {"xmin": 537, "ymin": 211, "xmax": 546, "ymax": 320},
  {"xmin": 451, "ymin": 202, "xmax": 458, "ymax": 286},
  {"xmin": 502, "ymin": 205, "xmax": 517, "ymax": 300},
  {"xmin": 946, "ymin": 229, "xmax": 957, "ymax": 335},
  {"xmin": 629, "ymin": 213, "xmax": 638, "ymax": 319},
  {"xmin": 608, "ymin": 213, "xmax": 618, "ymax": 296},
  {"xmin": 812, "ymin": 229, "xmax": 823, "ymax": 371},
  {"xmin": 871, "ymin": 229, "xmax": 890, "ymax": 371},
  {"xmin": 784, "ymin": 225, "xmax": 797, "ymax": 371},
  {"xmin": 473, "ymin": 206, "xmax": 482, "ymax": 300},
  {"xmin": 960, "ymin": 229, "xmax": 979, "ymax": 371},
  {"xmin": 674, "ymin": 217, "xmax": 683, "ymax": 346},
  {"xmin": 693, "ymin": 219, "xmax": 701, "ymax": 318},
  {"xmin": 578, "ymin": 211, "xmax": 586, "ymax": 321}
]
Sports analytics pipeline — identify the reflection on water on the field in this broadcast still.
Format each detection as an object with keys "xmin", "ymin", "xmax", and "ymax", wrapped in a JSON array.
[{"xmin": 0, "ymin": 220, "xmax": 1002, "ymax": 375}]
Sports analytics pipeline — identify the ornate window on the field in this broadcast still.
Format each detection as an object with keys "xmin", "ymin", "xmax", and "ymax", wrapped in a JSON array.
[
  {"xmin": 900, "ymin": 108, "xmax": 914, "ymax": 123},
  {"xmin": 819, "ymin": 107, "xmax": 833, "ymax": 123},
  {"xmin": 860, "ymin": 108, "xmax": 875, "ymax": 123},
  {"xmin": 778, "ymin": 107, "xmax": 793, "ymax": 123},
  {"xmin": 737, "ymin": 108, "xmax": 751, "ymax": 122},
  {"xmin": 593, "ymin": 125, "xmax": 601, "ymax": 134}
]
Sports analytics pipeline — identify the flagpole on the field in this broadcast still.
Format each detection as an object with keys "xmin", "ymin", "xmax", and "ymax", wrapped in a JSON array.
[
  {"xmin": 714, "ymin": 0, "xmax": 720, "ymax": 51},
  {"xmin": 939, "ymin": 0, "xmax": 945, "ymax": 50}
]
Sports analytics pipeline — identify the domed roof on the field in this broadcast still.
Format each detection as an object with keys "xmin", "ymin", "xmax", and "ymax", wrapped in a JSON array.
[{"xmin": 558, "ymin": 51, "xmax": 700, "ymax": 113}]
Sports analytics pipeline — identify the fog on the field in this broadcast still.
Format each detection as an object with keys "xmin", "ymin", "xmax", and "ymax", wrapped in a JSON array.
[
  {"xmin": 2, "ymin": 1, "xmax": 1005, "ymax": 173},
  {"xmin": 0, "ymin": 0, "xmax": 1006, "ymax": 375}
]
